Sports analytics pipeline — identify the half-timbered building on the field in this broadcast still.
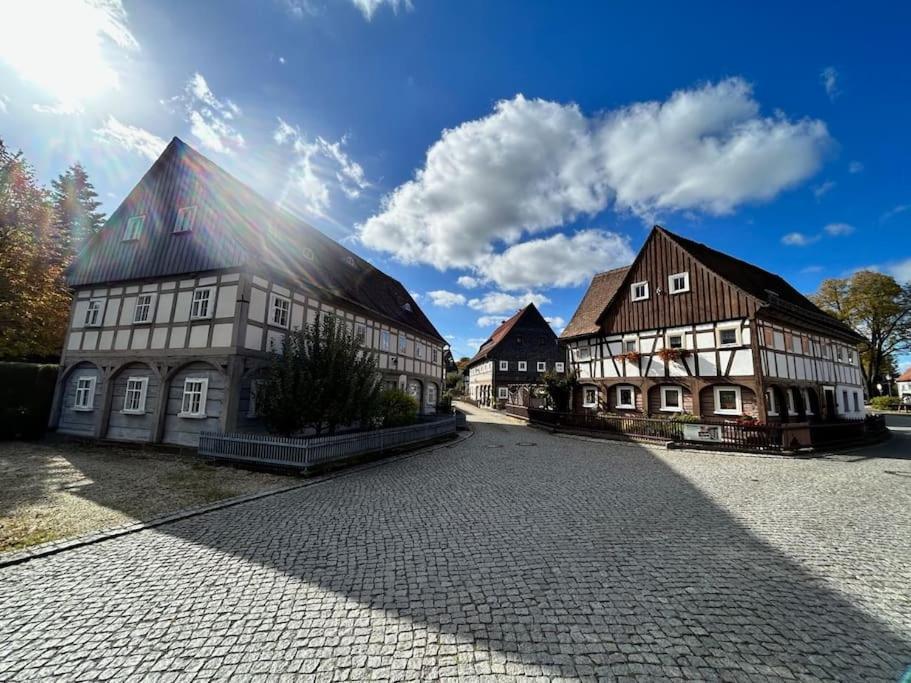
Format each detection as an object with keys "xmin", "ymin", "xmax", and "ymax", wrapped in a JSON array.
[
  {"xmin": 51, "ymin": 137, "xmax": 446, "ymax": 447},
  {"xmin": 561, "ymin": 226, "xmax": 865, "ymax": 423},
  {"xmin": 466, "ymin": 303, "xmax": 565, "ymax": 406}
]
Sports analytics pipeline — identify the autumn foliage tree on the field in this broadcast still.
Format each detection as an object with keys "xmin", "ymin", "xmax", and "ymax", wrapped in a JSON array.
[
  {"xmin": 0, "ymin": 139, "xmax": 105, "ymax": 361},
  {"xmin": 812, "ymin": 270, "xmax": 911, "ymax": 395}
]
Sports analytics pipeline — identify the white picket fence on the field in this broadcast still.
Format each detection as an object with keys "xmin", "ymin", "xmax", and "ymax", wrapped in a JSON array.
[{"xmin": 198, "ymin": 415, "xmax": 456, "ymax": 470}]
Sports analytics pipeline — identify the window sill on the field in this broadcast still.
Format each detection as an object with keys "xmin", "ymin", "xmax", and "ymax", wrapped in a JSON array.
[
  {"xmin": 178, "ymin": 412, "xmax": 207, "ymax": 419},
  {"xmin": 616, "ymin": 405, "xmax": 635, "ymax": 410},
  {"xmin": 189, "ymin": 315, "xmax": 213, "ymax": 322},
  {"xmin": 73, "ymin": 407, "xmax": 94, "ymax": 412},
  {"xmin": 582, "ymin": 403, "xmax": 598, "ymax": 409},
  {"xmin": 714, "ymin": 409, "xmax": 741, "ymax": 416},
  {"xmin": 660, "ymin": 407, "xmax": 683, "ymax": 412},
  {"xmin": 121, "ymin": 409, "xmax": 146, "ymax": 416},
  {"xmin": 132, "ymin": 321, "xmax": 152, "ymax": 326}
]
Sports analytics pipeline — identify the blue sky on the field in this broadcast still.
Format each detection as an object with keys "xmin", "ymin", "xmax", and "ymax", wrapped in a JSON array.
[{"xmin": 1, "ymin": 0, "xmax": 909, "ymax": 362}]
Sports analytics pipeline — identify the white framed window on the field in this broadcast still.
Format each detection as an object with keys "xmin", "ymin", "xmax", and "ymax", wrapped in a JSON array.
[
  {"xmin": 73, "ymin": 376, "xmax": 96, "ymax": 411},
  {"xmin": 84, "ymin": 298, "xmax": 105, "ymax": 327},
  {"xmin": 786, "ymin": 388, "xmax": 796, "ymax": 415},
  {"xmin": 432, "ymin": 349, "xmax": 439, "ymax": 363},
  {"xmin": 427, "ymin": 384, "xmax": 437, "ymax": 405},
  {"xmin": 766, "ymin": 389, "xmax": 778, "ymax": 416},
  {"xmin": 576, "ymin": 346, "xmax": 591, "ymax": 361},
  {"xmin": 623, "ymin": 338, "xmax": 638, "ymax": 353},
  {"xmin": 853, "ymin": 392, "xmax": 860, "ymax": 413},
  {"xmin": 123, "ymin": 215, "xmax": 144, "ymax": 241},
  {"xmin": 836, "ymin": 347, "xmax": 844, "ymax": 362},
  {"xmin": 380, "ymin": 330, "xmax": 390, "ymax": 351},
  {"xmin": 122, "ymin": 377, "xmax": 149, "ymax": 415},
  {"xmin": 270, "ymin": 294, "xmax": 290, "ymax": 328},
  {"xmin": 179, "ymin": 377, "xmax": 209, "ymax": 418},
  {"xmin": 582, "ymin": 385, "xmax": 599, "ymax": 408},
  {"xmin": 355, "ymin": 323, "xmax": 366, "ymax": 341},
  {"xmin": 133, "ymin": 293, "xmax": 156, "ymax": 324},
  {"xmin": 665, "ymin": 332, "xmax": 684, "ymax": 350},
  {"xmin": 537, "ymin": 361, "xmax": 546, "ymax": 372},
  {"xmin": 344, "ymin": 255, "xmax": 357, "ymax": 267},
  {"xmin": 668, "ymin": 272, "xmax": 690, "ymax": 294},
  {"xmin": 497, "ymin": 387, "xmax": 508, "ymax": 400},
  {"xmin": 555, "ymin": 362, "xmax": 565, "ymax": 373},
  {"xmin": 416, "ymin": 345, "xmax": 423, "ymax": 359},
  {"xmin": 717, "ymin": 325, "xmax": 740, "ymax": 347},
  {"xmin": 631, "ymin": 281, "xmax": 649, "ymax": 302},
  {"xmin": 660, "ymin": 386, "xmax": 683, "ymax": 412},
  {"xmin": 248, "ymin": 379, "xmax": 263, "ymax": 418},
  {"xmin": 616, "ymin": 385, "xmax": 635, "ymax": 409},
  {"xmin": 802, "ymin": 388, "xmax": 814, "ymax": 415},
  {"xmin": 842, "ymin": 390, "xmax": 850, "ymax": 413},
  {"xmin": 518, "ymin": 361, "xmax": 527, "ymax": 371},
  {"xmin": 499, "ymin": 360, "xmax": 508, "ymax": 371},
  {"xmin": 713, "ymin": 385, "xmax": 742, "ymax": 415},
  {"xmin": 190, "ymin": 287, "xmax": 215, "ymax": 320},
  {"xmin": 174, "ymin": 206, "xmax": 197, "ymax": 233},
  {"xmin": 792, "ymin": 336, "xmax": 803, "ymax": 354},
  {"xmin": 399, "ymin": 335, "xmax": 407, "ymax": 353}
]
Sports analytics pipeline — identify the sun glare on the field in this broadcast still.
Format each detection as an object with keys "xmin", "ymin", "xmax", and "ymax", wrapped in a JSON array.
[{"xmin": 0, "ymin": 0, "xmax": 138, "ymax": 110}]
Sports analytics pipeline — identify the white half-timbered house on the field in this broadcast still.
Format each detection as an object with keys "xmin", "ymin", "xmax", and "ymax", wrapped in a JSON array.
[{"xmin": 52, "ymin": 137, "xmax": 446, "ymax": 447}]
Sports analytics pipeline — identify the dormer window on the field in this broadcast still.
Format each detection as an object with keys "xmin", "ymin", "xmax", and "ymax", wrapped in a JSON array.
[
  {"xmin": 344, "ymin": 255, "xmax": 356, "ymax": 267},
  {"xmin": 402, "ymin": 302, "xmax": 412, "ymax": 313},
  {"xmin": 123, "ymin": 215, "xmax": 144, "ymax": 241},
  {"xmin": 302, "ymin": 247, "xmax": 314, "ymax": 261},
  {"xmin": 631, "ymin": 281, "xmax": 649, "ymax": 302},
  {"xmin": 174, "ymin": 206, "xmax": 197, "ymax": 233},
  {"xmin": 668, "ymin": 272, "xmax": 690, "ymax": 294}
]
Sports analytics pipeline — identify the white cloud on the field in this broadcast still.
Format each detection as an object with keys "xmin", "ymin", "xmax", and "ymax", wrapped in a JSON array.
[
  {"xmin": 32, "ymin": 101, "xmax": 82, "ymax": 115},
  {"xmin": 93, "ymin": 116, "xmax": 167, "ymax": 161},
  {"xmin": 170, "ymin": 73, "xmax": 244, "ymax": 155},
  {"xmin": 476, "ymin": 316, "xmax": 505, "ymax": 328},
  {"xmin": 885, "ymin": 258, "xmax": 911, "ymax": 283},
  {"xmin": 882, "ymin": 204, "xmax": 909, "ymax": 222},
  {"xmin": 800, "ymin": 265, "xmax": 824, "ymax": 274},
  {"xmin": 360, "ymin": 78, "xmax": 831, "ymax": 274},
  {"xmin": 457, "ymin": 275, "xmax": 481, "ymax": 289},
  {"xmin": 545, "ymin": 316, "xmax": 565, "ymax": 332},
  {"xmin": 427, "ymin": 290, "xmax": 466, "ymax": 308},
  {"xmin": 781, "ymin": 232, "xmax": 820, "ymax": 247},
  {"xmin": 351, "ymin": 0, "xmax": 413, "ymax": 20},
  {"xmin": 824, "ymin": 222, "xmax": 854, "ymax": 236},
  {"xmin": 274, "ymin": 117, "xmax": 369, "ymax": 217},
  {"xmin": 467, "ymin": 291, "xmax": 550, "ymax": 315},
  {"xmin": 813, "ymin": 180, "xmax": 836, "ymax": 199},
  {"xmin": 848, "ymin": 161, "xmax": 863, "ymax": 174},
  {"xmin": 0, "ymin": 95, "xmax": 9, "ymax": 114},
  {"xmin": 821, "ymin": 66, "xmax": 840, "ymax": 101},
  {"xmin": 278, "ymin": 56, "xmax": 286, "ymax": 65},
  {"xmin": 0, "ymin": 0, "xmax": 138, "ymax": 112},
  {"xmin": 478, "ymin": 229, "xmax": 634, "ymax": 290}
]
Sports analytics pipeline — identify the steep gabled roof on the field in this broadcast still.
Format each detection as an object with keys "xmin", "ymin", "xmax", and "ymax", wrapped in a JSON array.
[
  {"xmin": 560, "ymin": 266, "xmax": 630, "ymax": 340},
  {"xmin": 898, "ymin": 367, "xmax": 911, "ymax": 383},
  {"xmin": 68, "ymin": 138, "xmax": 444, "ymax": 343},
  {"xmin": 467, "ymin": 303, "xmax": 552, "ymax": 366},
  {"xmin": 582, "ymin": 225, "xmax": 862, "ymax": 343}
]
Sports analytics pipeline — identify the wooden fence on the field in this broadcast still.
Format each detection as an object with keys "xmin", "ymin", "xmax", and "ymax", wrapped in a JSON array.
[
  {"xmin": 199, "ymin": 415, "xmax": 457, "ymax": 470},
  {"xmin": 520, "ymin": 408, "xmax": 884, "ymax": 453}
]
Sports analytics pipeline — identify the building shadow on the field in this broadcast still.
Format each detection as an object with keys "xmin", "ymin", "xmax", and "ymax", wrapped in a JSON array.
[{"xmin": 7, "ymin": 415, "xmax": 911, "ymax": 680}]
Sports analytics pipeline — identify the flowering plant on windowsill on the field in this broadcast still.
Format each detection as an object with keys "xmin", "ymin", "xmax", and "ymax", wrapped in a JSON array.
[
  {"xmin": 615, "ymin": 351, "xmax": 641, "ymax": 363},
  {"xmin": 657, "ymin": 347, "xmax": 691, "ymax": 363}
]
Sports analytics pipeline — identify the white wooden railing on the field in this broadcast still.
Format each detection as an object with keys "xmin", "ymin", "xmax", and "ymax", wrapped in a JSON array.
[{"xmin": 198, "ymin": 415, "xmax": 457, "ymax": 470}]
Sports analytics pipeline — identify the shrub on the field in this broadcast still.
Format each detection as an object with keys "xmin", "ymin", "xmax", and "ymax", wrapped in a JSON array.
[
  {"xmin": 670, "ymin": 412, "xmax": 701, "ymax": 423},
  {"xmin": 378, "ymin": 388, "xmax": 418, "ymax": 428},
  {"xmin": 870, "ymin": 395, "xmax": 899, "ymax": 411},
  {"xmin": 542, "ymin": 370, "xmax": 577, "ymax": 411},
  {"xmin": 437, "ymin": 390, "xmax": 453, "ymax": 413},
  {"xmin": 0, "ymin": 362, "xmax": 58, "ymax": 440}
]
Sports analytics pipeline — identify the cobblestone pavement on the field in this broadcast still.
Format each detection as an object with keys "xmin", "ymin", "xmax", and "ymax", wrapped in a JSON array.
[{"xmin": 1, "ymin": 405, "xmax": 909, "ymax": 681}]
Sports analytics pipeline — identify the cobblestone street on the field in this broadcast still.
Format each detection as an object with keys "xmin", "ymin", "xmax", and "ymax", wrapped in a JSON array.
[{"xmin": 1, "ymin": 405, "xmax": 909, "ymax": 681}]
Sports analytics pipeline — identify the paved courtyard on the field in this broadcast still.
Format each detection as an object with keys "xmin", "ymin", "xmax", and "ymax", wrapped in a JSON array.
[{"xmin": 1, "ymin": 405, "xmax": 909, "ymax": 681}]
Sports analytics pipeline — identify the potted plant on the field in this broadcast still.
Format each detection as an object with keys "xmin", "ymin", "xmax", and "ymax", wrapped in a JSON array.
[
  {"xmin": 657, "ymin": 347, "xmax": 690, "ymax": 363},
  {"xmin": 617, "ymin": 350, "xmax": 641, "ymax": 363}
]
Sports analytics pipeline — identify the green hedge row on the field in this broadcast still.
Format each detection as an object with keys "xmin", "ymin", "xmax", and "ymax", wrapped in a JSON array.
[{"xmin": 0, "ymin": 363, "xmax": 59, "ymax": 440}]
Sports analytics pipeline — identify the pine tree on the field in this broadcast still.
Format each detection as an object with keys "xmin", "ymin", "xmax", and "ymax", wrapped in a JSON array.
[{"xmin": 50, "ymin": 162, "xmax": 105, "ymax": 261}]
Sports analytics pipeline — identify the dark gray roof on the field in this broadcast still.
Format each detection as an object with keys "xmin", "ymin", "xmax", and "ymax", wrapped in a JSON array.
[{"xmin": 68, "ymin": 137, "xmax": 444, "ymax": 343}]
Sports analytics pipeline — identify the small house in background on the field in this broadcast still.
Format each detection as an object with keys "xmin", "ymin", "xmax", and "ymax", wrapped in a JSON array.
[
  {"xmin": 897, "ymin": 368, "xmax": 911, "ymax": 403},
  {"xmin": 51, "ymin": 138, "xmax": 446, "ymax": 447},
  {"xmin": 465, "ymin": 303, "xmax": 566, "ymax": 407},
  {"xmin": 561, "ymin": 226, "xmax": 866, "ymax": 423}
]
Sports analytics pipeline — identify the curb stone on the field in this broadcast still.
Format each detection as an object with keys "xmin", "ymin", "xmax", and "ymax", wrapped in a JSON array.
[{"xmin": 0, "ymin": 429, "xmax": 474, "ymax": 569}]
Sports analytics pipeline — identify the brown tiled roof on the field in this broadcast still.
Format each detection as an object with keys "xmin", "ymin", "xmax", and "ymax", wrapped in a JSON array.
[
  {"xmin": 467, "ymin": 303, "xmax": 533, "ymax": 365},
  {"xmin": 656, "ymin": 226, "xmax": 863, "ymax": 343},
  {"xmin": 898, "ymin": 368, "xmax": 911, "ymax": 382},
  {"xmin": 560, "ymin": 267, "xmax": 631, "ymax": 340},
  {"xmin": 68, "ymin": 138, "xmax": 444, "ymax": 344}
]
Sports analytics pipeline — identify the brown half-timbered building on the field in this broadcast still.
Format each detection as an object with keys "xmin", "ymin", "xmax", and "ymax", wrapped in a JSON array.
[
  {"xmin": 466, "ymin": 303, "xmax": 565, "ymax": 407},
  {"xmin": 561, "ymin": 226, "xmax": 865, "ymax": 423}
]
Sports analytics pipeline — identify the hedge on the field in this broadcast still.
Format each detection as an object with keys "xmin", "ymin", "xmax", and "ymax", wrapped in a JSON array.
[
  {"xmin": 0, "ymin": 363, "xmax": 59, "ymax": 440},
  {"xmin": 870, "ymin": 395, "xmax": 900, "ymax": 411}
]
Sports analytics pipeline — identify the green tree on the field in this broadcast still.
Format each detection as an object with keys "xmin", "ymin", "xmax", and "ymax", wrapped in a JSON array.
[
  {"xmin": 0, "ymin": 139, "xmax": 70, "ymax": 361},
  {"xmin": 812, "ymin": 271, "xmax": 911, "ymax": 395},
  {"xmin": 541, "ymin": 370, "xmax": 577, "ymax": 412},
  {"xmin": 50, "ymin": 162, "xmax": 105, "ymax": 260},
  {"xmin": 256, "ymin": 315, "xmax": 382, "ymax": 436}
]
